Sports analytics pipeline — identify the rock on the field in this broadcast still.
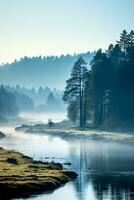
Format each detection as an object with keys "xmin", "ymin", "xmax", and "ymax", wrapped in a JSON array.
[
  {"xmin": 63, "ymin": 171, "xmax": 78, "ymax": 179},
  {"xmin": 63, "ymin": 162, "xmax": 72, "ymax": 166},
  {"xmin": 0, "ymin": 131, "xmax": 5, "ymax": 138},
  {"xmin": 7, "ymin": 158, "xmax": 18, "ymax": 164}
]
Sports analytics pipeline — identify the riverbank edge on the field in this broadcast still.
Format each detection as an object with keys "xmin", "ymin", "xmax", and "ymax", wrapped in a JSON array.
[
  {"xmin": 15, "ymin": 124, "xmax": 134, "ymax": 143},
  {"xmin": 0, "ymin": 147, "xmax": 77, "ymax": 199}
]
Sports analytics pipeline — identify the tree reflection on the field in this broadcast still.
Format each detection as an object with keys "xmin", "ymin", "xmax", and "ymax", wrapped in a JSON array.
[{"xmin": 67, "ymin": 138, "xmax": 134, "ymax": 200}]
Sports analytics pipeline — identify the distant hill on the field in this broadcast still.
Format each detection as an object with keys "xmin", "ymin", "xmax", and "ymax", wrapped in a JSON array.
[
  {"xmin": 4, "ymin": 85, "xmax": 66, "ymax": 112},
  {"xmin": 0, "ymin": 52, "xmax": 94, "ymax": 89}
]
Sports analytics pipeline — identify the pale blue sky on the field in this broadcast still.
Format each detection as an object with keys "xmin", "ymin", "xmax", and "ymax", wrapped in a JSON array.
[{"xmin": 0, "ymin": 0, "xmax": 133, "ymax": 63}]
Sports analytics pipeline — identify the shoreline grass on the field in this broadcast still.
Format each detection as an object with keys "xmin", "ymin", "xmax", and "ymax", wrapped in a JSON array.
[{"xmin": 0, "ymin": 147, "xmax": 77, "ymax": 199}]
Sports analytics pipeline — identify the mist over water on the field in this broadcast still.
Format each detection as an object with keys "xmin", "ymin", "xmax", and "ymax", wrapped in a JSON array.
[
  {"xmin": 0, "ymin": 113, "xmax": 134, "ymax": 200},
  {"xmin": 19, "ymin": 111, "xmax": 67, "ymax": 123}
]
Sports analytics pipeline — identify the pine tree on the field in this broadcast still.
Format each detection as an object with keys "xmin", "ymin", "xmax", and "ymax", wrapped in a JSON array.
[
  {"xmin": 128, "ymin": 30, "xmax": 134, "ymax": 47},
  {"xmin": 67, "ymin": 100, "xmax": 78, "ymax": 125},
  {"xmin": 127, "ymin": 30, "xmax": 134, "ymax": 62},
  {"xmin": 82, "ymin": 70, "xmax": 93, "ymax": 127},
  {"xmin": 91, "ymin": 50, "xmax": 114, "ymax": 127},
  {"xmin": 117, "ymin": 30, "xmax": 129, "ymax": 59},
  {"xmin": 63, "ymin": 57, "xmax": 87, "ymax": 128}
]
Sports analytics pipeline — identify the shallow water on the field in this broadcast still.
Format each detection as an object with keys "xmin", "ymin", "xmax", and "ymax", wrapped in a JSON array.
[{"xmin": 1, "ymin": 115, "xmax": 134, "ymax": 200}]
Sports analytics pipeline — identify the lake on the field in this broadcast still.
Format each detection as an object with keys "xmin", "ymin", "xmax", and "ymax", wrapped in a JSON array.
[{"xmin": 0, "ymin": 113, "xmax": 134, "ymax": 200}]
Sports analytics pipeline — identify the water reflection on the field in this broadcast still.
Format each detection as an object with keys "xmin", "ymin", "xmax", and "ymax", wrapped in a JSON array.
[
  {"xmin": 69, "ymin": 138, "xmax": 134, "ymax": 200},
  {"xmin": 1, "ymin": 128, "xmax": 134, "ymax": 200}
]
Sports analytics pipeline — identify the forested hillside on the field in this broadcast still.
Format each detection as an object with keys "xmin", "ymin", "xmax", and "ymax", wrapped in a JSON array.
[{"xmin": 0, "ymin": 52, "xmax": 93, "ymax": 88}]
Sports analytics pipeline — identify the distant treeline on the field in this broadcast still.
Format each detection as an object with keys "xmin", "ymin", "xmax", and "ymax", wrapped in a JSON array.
[
  {"xmin": 0, "ymin": 85, "xmax": 65, "ymax": 122},
  {"xmin": 4, "ymin": 85, "xmax": 64, "ymax": 107},
  {"xmin": 63, "ymin": 30, "xmax": 134, "ymax": 129},
  {"xmin": 0, "ymin": 52, "xmax": 93, "ymax": 88}
]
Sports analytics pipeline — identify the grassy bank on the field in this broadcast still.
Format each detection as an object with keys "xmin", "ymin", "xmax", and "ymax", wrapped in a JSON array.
[
  {"xmin": 0, "ymin": 147, "xmax": 77, "ymax": 199},
  {"xmin": 16, "ymin": 124, "xmax": 134, "ymax": 143}
]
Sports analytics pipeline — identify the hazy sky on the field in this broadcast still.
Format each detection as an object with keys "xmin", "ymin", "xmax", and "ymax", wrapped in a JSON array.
[{"xmin": 0, "ymin": 0, "xmax": 133, "ymax": 63}]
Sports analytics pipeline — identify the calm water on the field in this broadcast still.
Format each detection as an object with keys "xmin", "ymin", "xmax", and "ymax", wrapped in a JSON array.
[{"xmin": 1, "ymin": 114, "xmax": 134, "ymax": 200}]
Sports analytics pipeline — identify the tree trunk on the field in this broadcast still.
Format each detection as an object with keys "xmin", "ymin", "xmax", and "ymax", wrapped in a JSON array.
[
  {"xmin": 80, "ymin": 90, "xmax": 83, "ymax": 128},
  {"xmin": 79, "ymin": 67, "xmax": 83, "ymax": 128},
  {"xmin": 94, "ymin": 97, "xmax": 99, "ymax": 127},
  {"xmin": 99, "ymin": 95, "xmax": 103, "ymax": 126},
  {"xmin": 83, "ymin": 96, "xmax": 86, "ymax": 127}
]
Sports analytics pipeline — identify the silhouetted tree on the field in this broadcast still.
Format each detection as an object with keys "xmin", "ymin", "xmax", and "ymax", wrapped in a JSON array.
[
  {"xmin": 67, "ymin": 100, "xmax": 78, "ymax": 125},
  {"xmin": 82, "ymin": 70, "xmax": 93, "ymax": 126},
  {"xmin": 63, "ymin": 57, "xmax": 87, "ymax": 128},
  {"xmin": 117, "ymin": 30, "xmax": 129, "ymax": 60},
  {"xmin": 91, "ymin": 50, "xmax": 114, "ymax": 127}
]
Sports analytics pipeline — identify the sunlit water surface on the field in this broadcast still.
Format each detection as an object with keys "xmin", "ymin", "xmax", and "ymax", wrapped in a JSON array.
[{"xmin": 0, "ymin": 113, "xmax": 134, "ymax": 200}]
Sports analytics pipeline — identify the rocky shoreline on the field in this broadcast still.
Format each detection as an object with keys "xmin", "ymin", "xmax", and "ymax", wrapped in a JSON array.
[{"xmin": 0, "ymin": 147, "xmax": 77, "ymax": 199}]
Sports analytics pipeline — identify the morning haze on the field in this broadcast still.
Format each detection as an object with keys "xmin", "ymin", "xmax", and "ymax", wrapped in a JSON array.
[{"xmin": 0, "ymin": 1, "xmax": 134, "ymax": 200}]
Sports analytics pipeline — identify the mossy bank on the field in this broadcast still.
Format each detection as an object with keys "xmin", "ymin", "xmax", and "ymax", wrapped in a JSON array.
[{"xmin": 0, "ymin": 147, "xmax": 77, "ymax": 199}]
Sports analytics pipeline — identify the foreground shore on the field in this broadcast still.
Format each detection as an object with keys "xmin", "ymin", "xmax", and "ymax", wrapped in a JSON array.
[
  {"xmin": 16, "ymin": 124, "xmax": 134, "ymax": 143},
  {"xmin": 0, "ymin": 147, "xmax": 77, "ymax": 199}
]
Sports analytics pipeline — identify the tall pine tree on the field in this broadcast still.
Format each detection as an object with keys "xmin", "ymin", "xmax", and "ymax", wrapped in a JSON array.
[{"xmin": 63, "ymin": 57, "xmax": 87, "ymax": 128}]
